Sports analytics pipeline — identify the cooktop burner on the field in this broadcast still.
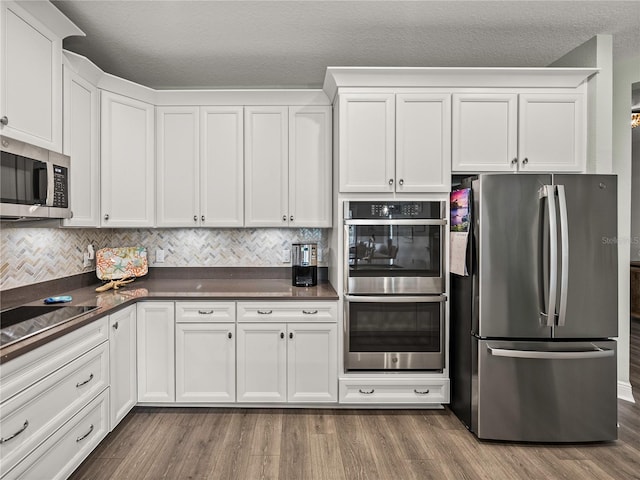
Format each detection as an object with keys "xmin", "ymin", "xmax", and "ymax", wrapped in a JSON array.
[{"xmin": 0, "ymin": 305, "xmax": 99, "ymax": 347}]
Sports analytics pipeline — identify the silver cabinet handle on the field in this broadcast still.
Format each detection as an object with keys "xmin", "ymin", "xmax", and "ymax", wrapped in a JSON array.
[
  {"xmin": 228, "ymin": 332, "xmax": 233, "ymax": 339},
  {"xmin": 388, "ymin": 179, "xmax": 394, "ymax": 185},
  {"xmin": 399, "ymin": 179, "xmax": 404, "ymax": 186},
  {"xmin": 358, "ymin": 389, "xmax": 375, "ymax": 394},
  {"xmin": 414, "ymin": 389, "xmax": 430, "ymax": 395},
  {"xmin": 0, "ymin": 420, "xmax": 28, "ymax": 443},
  {"xmin": 194, "ymin": 215, "xmax": 197, "ymax": 222},
  {"xmin": 282, "ymin": 215, "xmax": 287, "ymax": 222},
  {"xmin": 522, "ymin": 157, "xmax": 529, "ymax": 165},
  {"xmin": 104, "ymin": 214, "xmax": 109, "ymax": 221},
  {"xmin": 198, "ymin": 310, "xmax": 214, "ymax": 315},
  {"xmin": 302, "ymin": 310, "xmax": 318, "ymax": 315},
  {"xmin": 511, "ymin": 158, "xmax": 518, "ymax": 166},
  {"xmin": 280, "ymin": 332, "xmax": 285, "ymax": 339},
  {"xmin": 76, "ymin": 424, "xmax": 94, "ymax": 443},
  {"xmin": 257, "ymin": 310, "xmax": 272, "ymax": 315},
  {"xmin": 76, "ymin": 373, "xmax": 94, "ymax": 388},
  {"xmin": 112, "ymin": 321, "xmax": 119, "ymax": 330},
  {"xmin": 0, "ymin": 116, "xmax": 8, "ymax": 126}
]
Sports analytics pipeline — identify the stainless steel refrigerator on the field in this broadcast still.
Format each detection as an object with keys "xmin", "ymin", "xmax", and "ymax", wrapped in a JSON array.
[{"xmin": 450, "ymin": 174, "xmax": 618, "ymax": 442}]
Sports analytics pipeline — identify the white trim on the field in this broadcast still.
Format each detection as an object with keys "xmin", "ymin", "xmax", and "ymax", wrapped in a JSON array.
[
  {"xmin": 618, "ymin": 380, "xmax": 635, "ymax": 403},
  {"xmin": 323, "ymin": 67, "xmax": 599, "ymax": 103},
  {"xmin": 12, "ymin": 0, "xmax": 84, "ymax": 39}
]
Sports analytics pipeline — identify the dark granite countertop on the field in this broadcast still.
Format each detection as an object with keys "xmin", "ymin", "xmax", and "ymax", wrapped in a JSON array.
[{"xmin": 0, "ymin": 278, "xmax": 338, "ymax": 364}]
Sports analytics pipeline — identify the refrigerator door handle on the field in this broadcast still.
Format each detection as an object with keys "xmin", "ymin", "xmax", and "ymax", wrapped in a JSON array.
[
  {"xmin": 487, "ymin": 346, "xmax": 614, "ymax": 360},
  {"xmin": 539, "ymin": 185, "xmax": 558, "ymax": 327},
  {"xmin": 556, "ymin": 185, "xmax": 570, "ymax": 327}
]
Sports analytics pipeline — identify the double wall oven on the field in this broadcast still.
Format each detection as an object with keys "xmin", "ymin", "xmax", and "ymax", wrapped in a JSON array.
[{"xmin": 344, "ymin": 201, "xmax": 446, "ymax": 371}]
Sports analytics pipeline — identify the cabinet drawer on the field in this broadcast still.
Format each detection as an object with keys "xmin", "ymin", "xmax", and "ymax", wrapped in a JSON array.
[
  {"xmin": 237, "ymin": 302, "xmax": 337, "ymax": 323},
  {"xmin": 4, "ymin": 389, "xmax": 110, "ymax": 480},
  {"xmin": 0, "ymin": 342, "xmax": 109, "ymax": 473},
  {"xmin": 0, "ymin": 317, "xmax": 108, "ymax": 402},
  {"xmin": 175, "ymin": 302, "xmax": 236, "ymax": 323},
  {"xmin": 339, "ymin": 378, "xmax": 449, "ymax": 404}
]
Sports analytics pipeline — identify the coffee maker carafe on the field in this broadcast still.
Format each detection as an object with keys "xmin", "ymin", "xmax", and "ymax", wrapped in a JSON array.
[{"xmin": 292, "ymin": 243, "xmax": 318, "ymax": 287}]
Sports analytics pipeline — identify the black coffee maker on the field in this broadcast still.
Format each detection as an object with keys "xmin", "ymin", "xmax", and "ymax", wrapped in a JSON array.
[{"xmin": 292, "ymin": 243, "xmax": 318, "ymax": 287}]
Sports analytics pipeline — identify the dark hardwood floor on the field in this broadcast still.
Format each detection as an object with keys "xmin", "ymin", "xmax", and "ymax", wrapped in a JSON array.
[{"xmin": 70, "ymin": 321, "xmax": 640, "ymax": 480}]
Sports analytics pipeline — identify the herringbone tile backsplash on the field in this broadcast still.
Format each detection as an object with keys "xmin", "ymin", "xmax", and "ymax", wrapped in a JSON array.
[{"xmin": 0, "ymin": 227, "xmax": 328, "ymax": 291}]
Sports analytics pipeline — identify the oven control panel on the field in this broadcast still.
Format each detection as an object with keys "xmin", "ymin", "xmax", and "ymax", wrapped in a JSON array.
[{"xmin": 345, "ymin": 201, "xmax": 444, "ymax": 220}]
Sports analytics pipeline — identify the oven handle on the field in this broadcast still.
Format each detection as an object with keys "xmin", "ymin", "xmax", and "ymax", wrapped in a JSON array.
[
  {"xmin": 345, "ymin": 219, "xmax": 446, "ymax": 226},
  {"xmin": 345, "ymin": 295, "xmax": 446, "ymax": 303}
]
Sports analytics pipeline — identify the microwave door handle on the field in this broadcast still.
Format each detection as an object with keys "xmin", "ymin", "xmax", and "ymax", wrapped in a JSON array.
[
  {"xmin": 45, "ymin": 162, "xmax": 54, "ymax": 206},
  {"xmin": 539, "ymin": 185, "xmax": 558, "ymax": 327},
  {"xmin": 556, "ymin": 185, "xmax": 569, "ymax": 327}
]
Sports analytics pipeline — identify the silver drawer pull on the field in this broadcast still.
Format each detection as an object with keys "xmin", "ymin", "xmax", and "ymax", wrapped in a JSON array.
[
  {"xmin": 302, "ymin": 310, "xmax": 318, "ymax": 315},
  {"xmin": 198, "ymin": 310, "xmax": 214, "ymax": 315},
  {"xmin": 76, "ymin": 373, "xmax": 94, "ymax": 388},
  {"xmin": 358, "ymin": 389, "xmax": 375, "ymax": 395},
  {"xmin": 76, "ymin": 424, "xmax": 94, "ymax": 442},
  {"xmin": 414, "ymin": 389, "xmax": 430, "ymax": 395},
  {"xmin": 0, "ymin": 420, "xmax": 29, "ymax": 443},
  {"xmin": 257, "ymin": 310, "xmax": 273, "ymax": 315}
]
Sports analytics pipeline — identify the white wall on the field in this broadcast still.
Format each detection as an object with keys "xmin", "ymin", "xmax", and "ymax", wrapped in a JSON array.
[{"xmin": 613, "ymin": 54, "xmax": 640, "ymax": 402}]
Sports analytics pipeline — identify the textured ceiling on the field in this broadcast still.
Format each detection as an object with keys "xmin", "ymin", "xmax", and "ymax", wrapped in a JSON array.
[{"xmin": 52, "ymin": 0, "xmax": 640, "ymax": 90}]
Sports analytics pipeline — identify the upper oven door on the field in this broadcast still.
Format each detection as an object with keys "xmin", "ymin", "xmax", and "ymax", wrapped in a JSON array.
[{"xmin": 345, "ymin": 219, "xmax": 445, "ymax": 294}]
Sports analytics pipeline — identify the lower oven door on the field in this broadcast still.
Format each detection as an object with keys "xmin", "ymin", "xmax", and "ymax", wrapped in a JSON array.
[{"xmin": 344, "ymin": 295, "xmax": 445, "ymax": 371}]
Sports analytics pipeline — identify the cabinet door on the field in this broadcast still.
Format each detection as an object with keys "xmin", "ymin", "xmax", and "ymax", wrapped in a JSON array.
[
  {"xmin": 136, "ymin": 302, "xmax": 175, "ymax": 403},
  {"xmin": 288, "ymin": 106, "xmax": 332, "ymax": 227},
  {"xmin": 452, "ymin": 93, "xmax": 518, "ymax": 172},
  {"xmin": 518, "ymin": 93, "xmax": 585, "ymax": 172},
  {"xmin": 100, "ymin": 91, "xmax": 155, "ymax": 227},
  {"xmin": 338, "ymin": 93, "xmax": 395, "ymax": 192},
  {"xmin": 109, "ymin": 305, "xmax": 137, "ymax": 429},
  {"xmin": 0, "ymin": 2, "xmax": 62, "ymax": 151},
  {"xmin": 175, "ymin": 323, "xmax": 235, "ymax": 402},
  {"xmin": 201, "ymin": 106, "xmax": 244, "ymax": 227},
  {"xmin": 62, "ymin": 65, "xmax": 100, "ymax": 227},
  {"xmin": 396, "ymin": 93, "xmax": 451, "ymax": 192},
  {"xmin": 236, "ymin": 323, "xmax": 287, "ymax": 402},
  {"xmin": 156, "ymin": 107, "xmax": 200, "ymax": 227},
  {"xmin": 244, "ymin": 106, "xmax": 289, "ymax": 226},
  {"xmin": 287, "ymin": 323, "xmax": 337, "ymax": 403}
]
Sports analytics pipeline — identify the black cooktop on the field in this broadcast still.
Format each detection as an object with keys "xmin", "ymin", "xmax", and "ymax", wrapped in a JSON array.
[{"xmin": 0, "ymin": 305, "xmax": 98, "ymax": 347}]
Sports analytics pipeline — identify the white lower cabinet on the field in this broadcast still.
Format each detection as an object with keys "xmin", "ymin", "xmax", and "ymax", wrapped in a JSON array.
[
  {"xmin": 236, "ymin": 302, "xmax": 338, "ymax": 403},
  {"xmin": 339, "ymin": 378, "xmax": 450, "ymax": 404},
  {"xmin": 136, "ymin": 302, "xmax": 175, "ymax": 403},
  {"xmin": 175, "ymin": 302, "xmax": 236, "ymax": 403},
  {"xmin": 7, "ymin": 389, "xmax": 110, "ymax": 480},
  {"xmin": 109, "ymin": 305, "xmax": 137, "ymax": 429}
]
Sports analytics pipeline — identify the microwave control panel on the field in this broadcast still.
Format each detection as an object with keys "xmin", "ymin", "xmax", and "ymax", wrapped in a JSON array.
[{"xmin": 345, "ymin": 201, "xmax": 444, "ymax": 220}]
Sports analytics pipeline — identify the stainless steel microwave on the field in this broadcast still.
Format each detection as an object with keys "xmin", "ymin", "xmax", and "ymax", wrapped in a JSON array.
[{"xmin": 0, "ymin": 136, "xmax": 71, "ymax": 220}]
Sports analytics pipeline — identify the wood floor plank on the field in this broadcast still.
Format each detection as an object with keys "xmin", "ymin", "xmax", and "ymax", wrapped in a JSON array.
[
  {"xmin": 334, "ymin": 411, "xmax": 379, "ymax": 480},
  {"xmin": 209, "ymin": 408, "xmax": 258, "ymax": 480},
  {"xmin": 278, "ymin": 410, "xmax": 313, "ymax": 480},
  {"xmin": 250, "ymin": 408, "xmax": 283, "ymax": 456},
  {"xmin": 309, "ymin": 433, "xmax": 347, "ymax": 480},
  {"xmin": 245, "ymin": 455, "xmax": 280, "ymax": 480}
]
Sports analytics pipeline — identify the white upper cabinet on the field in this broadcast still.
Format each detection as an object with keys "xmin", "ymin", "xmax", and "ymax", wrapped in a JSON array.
[
  {"xmin": 156, "ymin": 107, "xmax": 200, "ymax": 227},
  {"xmin": 452, "ymin": 92, "xmax": 585, "ymax": 173},
  {"xmin": 288, "ymin": 106, "xmax": 332, "ymax": 227},
  {"xmin": 452, "ymin": 93, "xmax": 519, "ymax": 172},
  {"xmin": 0, "ymin": 1, "xmax": 70, "ymax": 152},
  {"xmin": 244, "ymin": 105, "xmax": 331, "ymax": 227},
  {"xmin": 338, "ymin": 92, "xmax": 450, "ymax": 193},
  {"xmin": 517, "ymin": 93, "xmax": 585, "ymax": 172},
  {"xmin": 396, "ymin": 93, "xmax": 451, "ymax": 192},
  {"xmin": 62, "ymin": 65, "xmax": 100, "ymax": 227},
  {"xmin": 200, "ymin": 107, "xmax": 244, "ymax": 227},
  {"xmin": 338, "ymin": 93, "xmax": 395, "ymax": 193},
  {"xmin": 100, "ymin": 91, "xmax": 155, "ymax": 227},
  {"xmin": 244, "ymin": 106, "xmax": 289, "ymax": 226}
]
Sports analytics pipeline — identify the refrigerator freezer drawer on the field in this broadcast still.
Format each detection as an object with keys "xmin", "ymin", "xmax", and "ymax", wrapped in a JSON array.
[{"xmin": 474, "ymin": 339, "xmax": 617, "ymax": 442}]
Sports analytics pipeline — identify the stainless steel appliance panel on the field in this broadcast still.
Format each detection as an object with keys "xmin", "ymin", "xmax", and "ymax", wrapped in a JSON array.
[
  {"xmin": 552, "ymin": 174, "xmax": 618, "ymax": 339},
  {"xmin": 476, "ymin": 174, "xmax": 552, "ymax": 338},
  {"xmin": 474, "ymin": 339, "xmax": 617, "ymax": 442}
]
